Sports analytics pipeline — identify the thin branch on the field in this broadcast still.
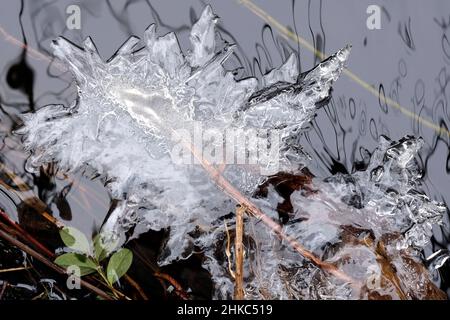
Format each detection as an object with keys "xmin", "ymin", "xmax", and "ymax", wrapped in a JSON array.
[
  {"xmin": 234, "ymin": 205, "xmax": 245, "ymax": 300},
  {"xmin": 224, "ymin": 221, "xmax": 235, "ymax": 279},
  {"xmin": 178, "ymin": 135, "xmax": 357, "ymax": 285},
  {"xmin": 0, "ymin": 209, "xmax": 55, "ymax": 258},
  {"xmin": 0, "ymin": 282, "xmax": 7, "ymax": 300},
  {"xmin": 131, "ymin": 245, "xmax": 190, "ymax": 300},
  {"xmin": 0, "ymin": 266, "xmax": 30, "ymax": 273},
  {"xmin": 154, "ymin": 272, "xmax": 189, "ymax": 300},
  {"xmin": 124, "ymin": 274, "xmax": 149, "ymax": 300},
  {"xmin": 0, "ymin": 227, "xmax": 113, "ymax": 300}
]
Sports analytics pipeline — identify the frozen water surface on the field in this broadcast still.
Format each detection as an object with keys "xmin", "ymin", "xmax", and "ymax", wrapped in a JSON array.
[{"xmin": 19, "ymin": 5, "xmax": 446, "ymax": 299}]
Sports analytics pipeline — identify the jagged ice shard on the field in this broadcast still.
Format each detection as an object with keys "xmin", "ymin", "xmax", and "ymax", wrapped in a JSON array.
[
  {"xmin": 20, "ymin": 5, "xmax": 350, "ymax": 257},
  {"xmin": 19, "ymin": 5, "xmax": 446, "ymax": 299}
]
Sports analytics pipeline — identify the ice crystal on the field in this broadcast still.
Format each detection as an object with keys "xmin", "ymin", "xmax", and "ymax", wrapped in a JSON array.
[
  {"xmin": 201, "ymin": 136, "xmax": 446, "ymax": 299},
  {"xmin": 321, "ymin": 135, "xmax": 445, "ymax": 249},
  {"xmin": 20, "ymin": 5, "xmax": 350, "ymax": 265}
]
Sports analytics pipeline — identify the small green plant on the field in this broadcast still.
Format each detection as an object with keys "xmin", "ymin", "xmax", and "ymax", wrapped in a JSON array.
[{"xmin": 55, "ymin": 226, "xmax": 133, "ymax": 297}]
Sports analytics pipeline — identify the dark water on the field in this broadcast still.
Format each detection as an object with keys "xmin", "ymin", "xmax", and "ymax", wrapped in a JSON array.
[{"xmin": 0, "ymin": 0, "xmax": 449, "ymax": 299}]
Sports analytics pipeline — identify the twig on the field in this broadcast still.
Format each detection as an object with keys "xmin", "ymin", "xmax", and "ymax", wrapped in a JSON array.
[
  {"xmin": 178, "ymin": 134, "xmax": 357, "ymax": 285},
  {"xmin": 131, "ymin": 246, "xmax": 190, "ymax": 300},
  {"xmin": 0, "ymin": 227, "xmax": 113, "ymax": 300},
  {"xmin": 156, "ymin": 277, "xmax": 168, "ymax": 299},
  {"xmin": 24, "ymin": 257, "xmax": 72, "ymax": 300},
  {"xmin": 234, "ymin": 205, "xmax": 245, "ymax": 300},
  {"xmin": 0, "ymin": 212, "xmax": 130, "ymax": 300},
  {"xmin": 113, "ymin": 85, "xmax": 354, "ymax": 283},
  {"xmin": 0, "ymin": 209, "xmax": 55, "ymax": 258},
  {"xmin": 154, "ymin": 272, "xmax": 189, "ymax": 300},
  {"xmin": 0, "ymin": 282, "xmax": 7, "ymax": 300},
  {"xmin": 224, "ymin": 221, "xmax": 235, "ymax": 279},
  {"xmin": 0, "ymin": 266, "xmax": 30, "ymax": 273},
  {"xmin": 31, "ymin": 292, "xmax": 46, "ymax": 300},
  {"xmin": 124, "ymin": 274, "xmax": 149, "ymax": 300}
]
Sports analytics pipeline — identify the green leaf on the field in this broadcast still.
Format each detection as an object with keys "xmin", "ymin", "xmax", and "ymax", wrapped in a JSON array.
[
  {"xmin": 55, "ymin": 252, "xmax": 97, "ymax": 276},
  {"xmin": 59, "ymin": 226, "xmax": 91, "ymax": 254},
  {"xmin": 93, "ymin": 234, "xmax": 108, "ymax": 262},
  {"xmin": 106, "ymin": 248, "xmax": 133, "ymax": 285}
]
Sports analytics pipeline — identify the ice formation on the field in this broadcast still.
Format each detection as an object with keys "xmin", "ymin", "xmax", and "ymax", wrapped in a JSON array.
[
  {"xmin": 201, "ymin": 135, "xmax": 446, "ymax": 299},
  {"xmin": 20, "ymin": 6, "xmax": 349, "ymax": 259},
  {"xmin": 19, "ymin": 5, "xmax": 446, "ymax": 299}
]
